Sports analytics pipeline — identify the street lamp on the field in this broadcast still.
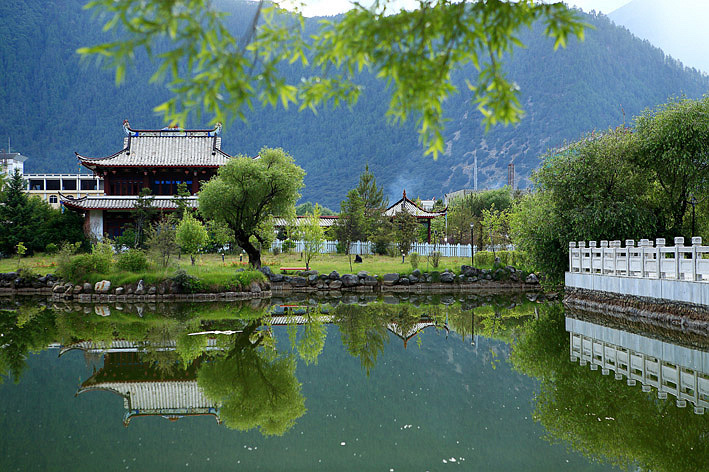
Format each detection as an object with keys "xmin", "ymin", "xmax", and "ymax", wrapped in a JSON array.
[
  {"xmin": 690, "ymin": 194, "xmax": 698, "ymax": 236},
  {"xmin": 470, "ymin": 222, "xmax": 475, "ymax": 266}
]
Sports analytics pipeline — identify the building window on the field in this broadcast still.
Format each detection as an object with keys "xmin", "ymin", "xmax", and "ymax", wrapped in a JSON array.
[
  {"xmin": 81, "ymin": 179, "xmax": 97, "ymax": 191},
  {"xmin": 62, "ymin": 179, "xmax": 77, "ymax": 190},
  {"xmin": 49, "ymin": 195, "xmax": 58, "ymax": 204},
  {"xmin": 29, "ymin": 180, "xmax": 44, "ymax": 191},
  {"xmin": 46, "ymin": 179, "xmax": 60, "ymax": 190}
]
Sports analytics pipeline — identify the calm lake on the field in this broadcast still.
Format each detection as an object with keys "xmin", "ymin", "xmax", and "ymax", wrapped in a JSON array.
[{"xmin": 1, "ymin": 293, "xmax": 707, "ymax": 471}]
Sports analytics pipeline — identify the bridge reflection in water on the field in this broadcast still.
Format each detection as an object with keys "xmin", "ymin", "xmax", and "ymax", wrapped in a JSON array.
[{"xmin": 567, "ymin": 316, "xmax": 709, "ymax": 414}]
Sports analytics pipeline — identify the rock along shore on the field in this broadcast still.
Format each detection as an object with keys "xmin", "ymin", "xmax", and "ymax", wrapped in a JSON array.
[{"xmin": 0, "ymin": 264, "xmax": 541, "ymax": 302}]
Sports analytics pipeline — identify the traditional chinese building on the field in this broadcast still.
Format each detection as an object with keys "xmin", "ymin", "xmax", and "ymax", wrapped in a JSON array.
[
  {"xmin": 384, "ymin": 190, "xmax": 446, "ymax": 243},
  {"xmin": 61, "ymin": 120, "xmax": 231, "ymax": 239}
]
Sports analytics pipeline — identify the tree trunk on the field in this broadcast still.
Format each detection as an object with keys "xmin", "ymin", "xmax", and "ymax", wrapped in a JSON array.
[
  {"xmin": 191, "ymin": 254, "xmax": 195, "ymax": 265},
  {"xmin": 235, "ymin": 232, "xmax": 262, "ymax": 269}
]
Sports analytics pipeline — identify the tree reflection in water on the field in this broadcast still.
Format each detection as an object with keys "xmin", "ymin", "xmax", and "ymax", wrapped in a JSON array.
[
  {"xmin": 510, "ymin": 303, "xmax": 709, "ymax": 472},
  {"xmin": 197, "ymin": 320, "xmax": 306, "ymax": 436}
]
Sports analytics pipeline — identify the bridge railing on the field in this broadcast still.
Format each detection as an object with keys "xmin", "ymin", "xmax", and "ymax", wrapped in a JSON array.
[{"xmin": 569, "ymin": 237, "xmax": 709, "ymax": 281}]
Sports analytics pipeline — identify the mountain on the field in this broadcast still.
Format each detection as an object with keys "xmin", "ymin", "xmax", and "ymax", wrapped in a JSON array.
[
  {"xmin": 1, "ymin": 0, "xmax": 708, "ymax": 209},
  {"xmin": 609, "ymin": 0, "xmax": 709, "ymax": 74}
]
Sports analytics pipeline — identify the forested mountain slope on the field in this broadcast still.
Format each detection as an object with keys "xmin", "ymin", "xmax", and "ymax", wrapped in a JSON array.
[{"xmin": 1, "ymin": 1, "xmax": 707, "ymax": 209}]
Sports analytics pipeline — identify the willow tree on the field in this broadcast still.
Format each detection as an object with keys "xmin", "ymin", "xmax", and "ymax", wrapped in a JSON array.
[
  {"xmin": 199, "ymin": 147, "xmax": 304, "ymax": 268},
  {"xmin": 80, "ymin": 1, "xmax": 586, "ymax": 158}
]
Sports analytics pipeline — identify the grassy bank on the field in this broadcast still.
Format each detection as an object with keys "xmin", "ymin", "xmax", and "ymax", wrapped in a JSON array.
[{"xmin": 6, "ymin": 250, "xmax": 531, "ymax": 288}]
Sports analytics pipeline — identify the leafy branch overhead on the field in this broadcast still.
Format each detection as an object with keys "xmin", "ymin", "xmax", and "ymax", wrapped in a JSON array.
[{"xmin": 79, "ymin": 0, "xmax": 586, "ymax": 158}]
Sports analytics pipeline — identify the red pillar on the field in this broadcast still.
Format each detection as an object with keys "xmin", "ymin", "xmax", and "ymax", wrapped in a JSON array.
[{"xmin": 427, "ymin": 219, "xmax": 431, "ymax": 243}]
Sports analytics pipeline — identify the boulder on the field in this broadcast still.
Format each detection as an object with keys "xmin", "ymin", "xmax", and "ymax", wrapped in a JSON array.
[
  {"xmin": 72, "ymin": 285, "xmax": 83, "ymax": 294},
  {"xmin": 115, "ymin": 287, "xmax": 125, "ymax": 296},
  {"xmin": 440, "ymin": 272, "xmax": 455, "ymax": 283},
  {"xmin": 308, "ymin": 274, "xmax": 319, "ymax": 285},
  {"xmin": 328, "ymin": 271, "xmax": 340, "ymax": 280},
  {"xmin": 52, "ymin": 284, "xmax": 65, "ymax": 293},
  {"xmin": 362, "ymin": 275, "xmax": 378, "ymax": 286},
  {"xmin": 269, "ymin": 273, "xmax": 284, "ymax": 283},
  {"xmin": 290, "ymin": 276, "xmax": 308, "ymax": 287},
  {"xmin": 412, "ymin": 269, "xmax": 422, "ymax": 278},
  {"xmin": 95, "ymin": 280, "xmax": 112, "ymax": 293},
  {"xmin": 493, "ymin": 268, "xmax": 507, "ymax": 281},
  {"xmin": 399, "ymin": 277, "xmax": 410, "ymax": 286},
  {"xmin": 466, "ymin": 276, "xmax": 478, "ymax": 283},
  {"xmin": 408, "ymin": 274, "xmax": 419, "ymax": 284},
  {"xmin": 382, "ymin": 273, "xmax": 399, "ymax": 286},
  {"xmin": 134, "ymin": 280, "xmax": 145, "ymax": 295},
  {"xmin": 147, "ymin": 286, "xmax": 157, "ymax": 295},
  {"xmin": 83, "ymin": 282, "xmax": 93, "ymax": 293},
  {"xmin": 249, "ymin": 282, "xmax": 262, "ymax": 293},
  {"xmin": 526, "ymin": 273, "xmax": 540, "ymax": 284},
  {"xmin": 303, "ymin": 270, "xmax": 319, "ymax": 277},
  {"xmin": 357, "ymin": 271, "xmax": 368, "ymax": 278},
  {"xmin": 329, "ymin": 280, "xmax": 343, "ymax": 289},
  {"xmin": 505, "ymin": 266, "xmax": 516, "ymax": 273},
  {"xmin": 259, "ymin": 266, "xmax": 274, "ymax": 277},
  {"xmin": 341, "ymin": 274, "xmax": 359, "ymax": 287}
]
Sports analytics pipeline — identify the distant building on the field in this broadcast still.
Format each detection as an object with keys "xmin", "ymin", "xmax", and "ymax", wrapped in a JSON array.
[
  {"xmin": 384, "ymin": 190, "xmax": 446, "ymax": 243},
  {"xmin": 444, "ymin": 188, "xmax": 476, "ymax": 206},
  {"xmin": 62, "ymin": 120, "xmax": 235, "ymax": 239},
  {"xmin": 24, "ymin": 173, "xmax": 104, "ymax": 208},
  {"xmin": 0, "ymin": 151, "xmax": 28, "ymax": 176}
]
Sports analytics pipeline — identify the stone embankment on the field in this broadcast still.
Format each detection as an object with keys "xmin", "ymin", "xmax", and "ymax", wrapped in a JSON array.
[
  {"xmin": 260, "ymin": 265, "xmax": 540, "ymax": 293},
  {"xmin": 564, "ymin": 287, "xmax": 709, "ymax": 336},
  {"xmin": 0, "ymin": 264, "xmax": 541, "ymax": 301}
]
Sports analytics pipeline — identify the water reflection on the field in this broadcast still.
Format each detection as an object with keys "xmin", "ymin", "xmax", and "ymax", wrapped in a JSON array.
[
  {"xmin": 567, "ymin": 315, "xmax": 709, "ymax": 414},
  {"xmin": 511, "ymin": 304, "xmax": 709, "ymax": 472}
]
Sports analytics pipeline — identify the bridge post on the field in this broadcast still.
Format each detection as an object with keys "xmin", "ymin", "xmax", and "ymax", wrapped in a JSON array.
[{"xmin": 674, "ymin": 237, "xmax": 684, "ymax": 280}]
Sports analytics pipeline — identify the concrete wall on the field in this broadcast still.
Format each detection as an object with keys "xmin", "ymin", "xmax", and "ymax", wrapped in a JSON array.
[{"xmin": 565, "ymin": 272, "xmax": 709, "ymax": 306}]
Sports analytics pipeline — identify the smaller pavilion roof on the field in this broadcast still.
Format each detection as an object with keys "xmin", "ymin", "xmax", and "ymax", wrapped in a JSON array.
[
  {"xmin": 60, "ymin": 194, "xmax": 198, "ymax": 211},
  {"xmin": 272, "ymin": 215, "xmax": 338, "ymax": 228},
  {"xmin": 384, "ymin": 190, "xmax": 446, "ymax": 219},
  {"xmin": 0, "ymin": 151, "xmax": 29, "ymax": 163},
  {"xmin": 76, "ymin": 120, "xmax": 233, "ymax": 170}
]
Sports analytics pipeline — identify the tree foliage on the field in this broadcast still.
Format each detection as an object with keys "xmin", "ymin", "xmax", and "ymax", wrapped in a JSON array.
[
  {"xmin": 510, "ymin": 127, "xmax": 656, "ymax": 280},
  {"xmin": 175, "ymin": 213, "xmax": 208, "ymax": 265},
  {"xmin": 632, "ymin": 96, "xmax": 709, "ymax": 237},
  {"xmin": 299, "ymin": 203, "xmax": 324, "ymax": 270},
  {"xmin": 394, "ymin": 210, "xmax": 419, "ymax": 256},
  {"xmin": 80, "ymin": 0, "xmax": 586, "ymax": 158},
  {"xmin": 198, "ymin": 147, "xmax": 304, "ymax": 268},
  {"xmin": 0, "ymin": 170, "xmax": 85, "ymax": 255}
]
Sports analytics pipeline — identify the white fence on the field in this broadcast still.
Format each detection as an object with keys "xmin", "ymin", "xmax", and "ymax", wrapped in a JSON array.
[
  {"xmin": 271, "ymin": 240, "xmax": 514, "ymax": 257},
  {"xmin": 569, "ymin": 237, "xmax": 709, "ymax": 281}
]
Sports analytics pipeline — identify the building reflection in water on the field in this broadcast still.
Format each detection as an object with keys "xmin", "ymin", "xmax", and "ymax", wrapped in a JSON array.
[{"xmin": 567, "ymin": 316, "xmax": 709, "ymax": 414}]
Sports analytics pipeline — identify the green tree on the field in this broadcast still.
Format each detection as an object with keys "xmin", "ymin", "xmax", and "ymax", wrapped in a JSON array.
[
  {"xmin": 146, "ymin": 216, "xmax": 178, "ymax": 268},
  {"xmin": 332, "ymin": 189, "xmax": 367, "ymax": 271},
  {"xmin": 300, "ymin": 204, "xmax": 324, "ymax": 270},
  {"xmin": 80, "ymin": 0, "xmax": 586, "ymax": 158},
  {"xmin": 176, "ymin": 213, "xmax": 208, "ymax": 265},
  {"xmin": 355, "ymin": 164, "xmax": 388, "ymax": 235},
  {"xmin": 173, "ymin": 181, "xmax": 193, "ymax": 221},
  {"xmin": 394, "ymin": 210, "xmax": 419, "ymax": 256},
  {"xmin": 131, "ymin": 188, "xmax": 155, "ymax": 248},
  {"xmin": 198, "ymin": 147, "xmax": 305, "ymax": 268},
  {"xmin": 632, "ymin": 96, "xmax": 709, "ymax": 238},
  {"xmin": 510, "ymin": 127, "xmax": 655, "ymax": 280},
  {"xmin": 480, "ymin": 204, "xmax": 510, "ymax": 255}
]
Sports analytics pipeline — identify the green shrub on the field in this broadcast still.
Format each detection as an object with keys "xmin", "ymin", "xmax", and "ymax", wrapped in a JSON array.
[
  {"xmin": 282, "ymin": 239, "xmax": 296, "ymax": 253},
  {"xmin": 429, "ymin": 251, "xmax": 441, "ymax": 268},
  {"xmin": 409, "ymin": 252, "xmax": 419, "ymax": 269},
  {"xmin": 474, "ymin": 251, "xmax": 495, "ymax": 267},
  {"xmin": 116, "ymin": 249, "xmax": 148, "ymax": 272},
  {"xmin": 170, "ymin": 269, "xmax": 199, "ymax": 293},
  {"xmin": 235, "ymin": 269, "xmax": 266, "ymax": 287},
  {"xmin": 91, "ymin": 242, "xmax": 114, "ymax": 274},
  {"xmin": 45, "ymin": 243, "xmax": 58, "ymax": 255}
]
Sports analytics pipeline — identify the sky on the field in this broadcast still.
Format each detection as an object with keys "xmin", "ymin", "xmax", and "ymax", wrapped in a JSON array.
[{"xmin": 283, "ymin": 1, "xmax": 633, "ymax": 17}]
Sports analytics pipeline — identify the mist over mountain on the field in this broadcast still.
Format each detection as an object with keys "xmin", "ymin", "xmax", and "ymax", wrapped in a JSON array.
[
  {"xmin": 609, "ymin": 0, "xmax": 709, "ymax": 74},
  {"xmin": 1, "ymin": 0, "xmax": 707, "ymax": 209}
]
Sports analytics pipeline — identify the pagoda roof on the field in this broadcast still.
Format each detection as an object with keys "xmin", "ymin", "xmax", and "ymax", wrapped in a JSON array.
[
  {"xmin": 76, "ymin": 120, "xmax": 232, "ymax": 170},
  {"xmin": 0, "ymin": 151, "xmax": 28, "ymax": 163},
  {"xmin": 60, "ymin": 194, "xmax": 197, "ymax": 211},
  {"xmin": 384, "ymin": 190, "xmax": 446, "ymax": 219},
  {"xmin": 272, "ymin": 215, "xmax": 338, "ymax": 228}
]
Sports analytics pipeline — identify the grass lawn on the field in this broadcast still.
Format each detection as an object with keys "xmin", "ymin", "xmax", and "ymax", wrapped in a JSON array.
[{"xmin": 5, "ymin": 251, "xmax": 485, "ymax": 280}]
